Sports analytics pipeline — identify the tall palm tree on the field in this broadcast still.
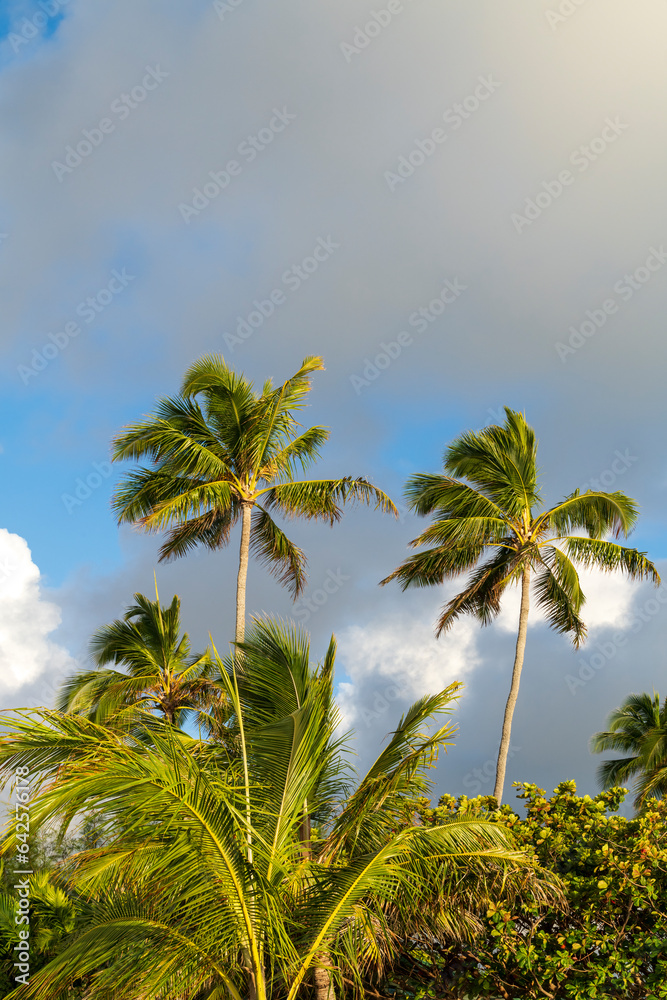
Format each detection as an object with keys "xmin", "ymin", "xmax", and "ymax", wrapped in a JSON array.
[
  {"xmin": 381, "ymin": 408, "xmax": 660, "ymax": 804},
  {"xmin": 592, "ymin": 691, "xmax": 667, "ymax": 809},
  {"xmin": 56, "ymin": 590, "xmax": 221, "ymax": 728},
  {"xmin": 0, "ymin": 619, "xmax": 553, "ymax": 1000},
  {"xmin": 112, "ymin": 354, "xmax": 396, "ymax": 643}
]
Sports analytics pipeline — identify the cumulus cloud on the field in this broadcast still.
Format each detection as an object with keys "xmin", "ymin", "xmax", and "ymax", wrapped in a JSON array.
[
  {"xmin": 0, "ymin": 528, "xmax": 78, "ymax": 707},
  {"xmin": 332, "ymin": 562, "xmax": 659, "ymax": 788},
  {"xmin": 334, "ymin": 595, "xmax": 480, "ymax": 773},
  {"xmin": 495, "ymin": 565, "xmax": 643, "ymax": 635}
]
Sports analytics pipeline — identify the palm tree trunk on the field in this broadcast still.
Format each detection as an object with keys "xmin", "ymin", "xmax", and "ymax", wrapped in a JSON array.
[
  {"xmin": 299, "ymin": 802, "xmax": 335, "ymax": 1000},
  {"xmin": 244, "ymin": 960, "xmax": 259, "ymax": 1000},
  {"xmin": 236, "ymin": 501, "xmax": 253, "ymax": 644},
  {"xmin": 313, "ymin": 955, "xmax": 335, "ymax": 1000},
  {"xmin": 493, "ymin": 563, "xmax": 530, "ymax": 804}
]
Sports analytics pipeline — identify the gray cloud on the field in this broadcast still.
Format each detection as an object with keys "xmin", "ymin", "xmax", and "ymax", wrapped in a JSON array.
[{"xmin": 3, "ymin": 0, "xmax": 667, "ymax": 808}]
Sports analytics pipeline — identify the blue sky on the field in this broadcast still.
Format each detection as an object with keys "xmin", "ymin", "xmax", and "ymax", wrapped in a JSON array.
[{"xmin": 3, "ymin": 0, "xmax": 667, "ymax": 809}]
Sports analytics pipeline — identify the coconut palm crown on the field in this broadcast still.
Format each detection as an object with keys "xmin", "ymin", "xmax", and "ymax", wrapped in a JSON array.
[
  {"xmin": 592, "ymin": 691, "xmax": 667, "ymax": 809},
  {"xmin": 56, "ymin": 590, "xmax": 220, "ymax": 728},
  {"xmin": 381, "ymin": 407, "xmax": 660, "ymax": 803},
  {"xmin": 112, "ymin": 354, "xmax": 396, "ymax": 642}
]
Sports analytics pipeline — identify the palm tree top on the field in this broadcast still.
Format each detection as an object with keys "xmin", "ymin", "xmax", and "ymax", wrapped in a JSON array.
[
  {"xmin": 88, "ymin": 591, "xmax": 192, "ymax": 672},
  {"xmin": 592, "ymin": 691, "xmax": 667, "ymax": 809},
  {"xmin": 112, "ymin": 354, "xmax": 329, "ymax": 493},
  {"xmin": 56, "ymin": 590, "xmax": 220, "ymax": 728},
  {"xmin": 382, "ymin": 407, "xmax": 659, "ymax": 644},
  {"xmin": 111, "ymin": 354, "xmax": 396, "ymax": 614}
]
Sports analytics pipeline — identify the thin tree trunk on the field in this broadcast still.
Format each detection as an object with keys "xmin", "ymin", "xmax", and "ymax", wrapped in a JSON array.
[
  {"xmin": 300, "ymin": 802, "xmax": 335, "ymax": 1000},
  {"xmin": 494, "ymin": 564, "xmax": 530, "ymax": 804},
  {"xmin": 236, "ymin": 502, "xmax": 253, "ymax": 644},
  {"xmin": 313, "ymin": 955, "xmax": 335, "ymax": 1000},
  {"xmin": 234, "ymin": 666, "xmax": 258, "ymax": 1000},
  {"xmin": 243, "ymin": 958, "xmax": 258, "ymax": 1000}
]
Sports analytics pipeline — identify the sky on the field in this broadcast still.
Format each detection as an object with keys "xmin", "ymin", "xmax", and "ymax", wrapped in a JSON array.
[{"xmin": 1, "ymin": 0, "xmax": 667, "ymax": 810}]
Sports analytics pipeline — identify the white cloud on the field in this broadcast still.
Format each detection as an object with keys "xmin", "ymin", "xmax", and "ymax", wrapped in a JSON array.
[
  {"xmin": 335, "ymin": 563, "xmax": 646, "ymax": 746},
  {"xmin": 495, "ymin": 565, "xmax": 642, "ymax": 635},
  {"xmin": 336, "ymin": 597, "xmax": 480, "ymax": 731},
  {"xmin": 0, "ymin": 528, "xmax": 78, "ymax": 705}
]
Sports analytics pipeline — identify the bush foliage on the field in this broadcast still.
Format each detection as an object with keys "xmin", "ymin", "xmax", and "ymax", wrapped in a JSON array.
[{"xmin": 384, "ymin": 781, "xmax": 667, "ymax": 999}]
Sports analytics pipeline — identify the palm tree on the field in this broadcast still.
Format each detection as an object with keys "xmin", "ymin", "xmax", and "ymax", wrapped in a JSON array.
[
  {"xmin": 381, "ymin": 407, "xmax": 660, "ymax": 804},
  {"xmin": 0, "ymin": 872, "xmax": 83, "ymax": 992},
  {"xmin": 0, "ymin": 619, "xmax": 552, "ymax": 1000},
  {"xmin": 112, "ymin": 354, "xmax": 396, "ymax": 643},
  {"xmin": 592, "ymin": 691, "xmax": 667, "ymax": 809},
  {"xmin": 56, "ymin": 590, "xmax": 221, "ymax": 728}
]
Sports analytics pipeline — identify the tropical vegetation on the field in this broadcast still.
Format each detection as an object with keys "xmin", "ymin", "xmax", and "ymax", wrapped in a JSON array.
[
  {"xmin": 0, "ymin": 358, "xmax": 663, "ymax": 999},
  {"xmin": 395, "ymin": 782, "xmax": 667, "ymax": 998},
  {"xmin": 55, "ymin": 589, "xmax": 222, "ymax": 729},
  {"xmin": 382, "ymin": 407, "xmax": 660, "ymax": 802},
  {"xmin": 0, "ymin": 620, "xmax": 551, "ymax": 1000},
  {"xmin": 592, "ymin": 691, "xmax": 667, "ymax": 809}
]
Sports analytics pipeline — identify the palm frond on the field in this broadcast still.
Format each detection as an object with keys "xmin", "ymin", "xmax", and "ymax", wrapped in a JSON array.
[
  {"xmin": 250, "ymin": 506, "xmax": 308, "ymax": 599},
  {"xmin": 157, "ymin": 505, "xmax": 239, "ymax": 561},
  {"xmin": 564, "ymin": 537, "xmax": 660, "ymax": 583},
  {"xmin": 248, "ymin": 356, "xmax": 325, "ymax": 472},
  {"xmin": 380, "ymin": 543, "xmax": 486, "ymax": 589},
  {"xmin": 112, "ymin": 397, "xmax": 229, "ymax": 472},
  {"xmin": 139, "ymin": 480, "xmax": 236, "ymax": 531},
  {"xmin": 544, "ymin": 490, "xmax": 639, "ymax": 539},
  {"xmin": 534, "ymin": 546, "xmax": 586, "ymax": 646},
  {"xmin": 435, "ymin": 545, "xmax": 523, "ymax": 635},
  {"xmin": 403, "ymin": 474, "xmax": 509, "ymax": 521},
  {"xmin": 324, "ymin": 686, "xmax": 461, "ymax": 859},
  {"xmin": 263, "ymin": 477, "xmax": 397, "ymax": 524},
  {"xmin": 262, "ymin": 425, "xmax": 330, "ymax": 479},
  {"xmin": 410, "ymin": 515, "xmax": 509, "ymax": 549},
  {"xmin": 443, "ymin": 408, "xmax": 540, "ymax": 518}
]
